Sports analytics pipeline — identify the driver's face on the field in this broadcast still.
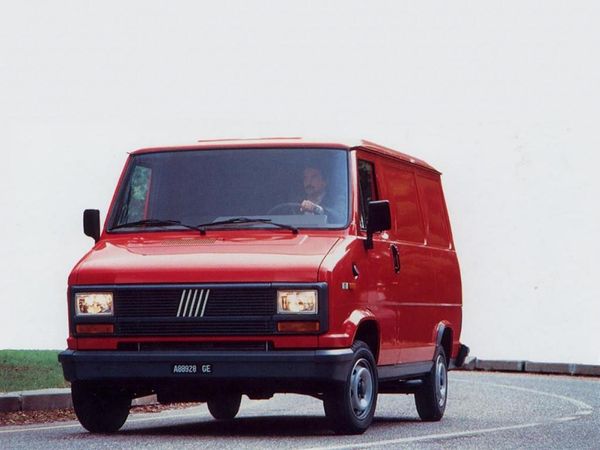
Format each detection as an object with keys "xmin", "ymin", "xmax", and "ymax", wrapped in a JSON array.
[{"xmin": 303, "ymin": 167, "xmax": 327, "ymax": 197}]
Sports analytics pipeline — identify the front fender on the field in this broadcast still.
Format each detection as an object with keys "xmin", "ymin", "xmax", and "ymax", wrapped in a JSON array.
[{"xmin": 318, "ymin": 309, "xmax": 376, "ymax": 349}]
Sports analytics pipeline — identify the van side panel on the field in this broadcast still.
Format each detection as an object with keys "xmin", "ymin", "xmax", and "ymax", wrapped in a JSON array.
[
  {"xmin": 415, "ymin": 171, "xmax": 462, "ymax": 357},
  {"xmin": 370, "ymin": 161, "xmax": 462, "ymax": 364},
  {"xmin": 319, "ymin": 150, "xmax": 463, "ymax": 366},
  {"xmin": 376, "ymin": 161, "xmax": 433, "ymax": 363}
]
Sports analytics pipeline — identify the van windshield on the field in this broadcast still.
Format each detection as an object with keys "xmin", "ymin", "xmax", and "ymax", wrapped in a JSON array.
[{"xmin": 108, "ymin": 148, "xmax": 350, "ymax": 232}]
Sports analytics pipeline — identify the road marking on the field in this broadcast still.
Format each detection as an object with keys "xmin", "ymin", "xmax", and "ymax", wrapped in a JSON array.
[
  {"xmin": 303, "ymin": 413, "xmax": 593, "ymax": 450},
  {"xmin": 453, "ymin": 378, "xmax": 594, "ymax": 413},
  {"xmin": 554, "ymin": 416, "xmax": 578, "ymax": 422},
  {"xmin": 304, "ymin": 422, "xmax": 546, "ymax": 449},
  {"xmin": 303, "ymin": 377, "xmax": 595, "ymax": 450}
]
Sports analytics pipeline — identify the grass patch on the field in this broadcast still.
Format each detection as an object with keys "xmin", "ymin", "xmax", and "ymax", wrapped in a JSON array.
[{"xmin": 0, "ymin": 350, "xmax": 69, "ymax": 393}]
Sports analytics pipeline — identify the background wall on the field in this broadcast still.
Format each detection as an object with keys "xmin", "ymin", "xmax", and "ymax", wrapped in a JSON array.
[{"xmin": 1, "ymin": 1, "xmax": 598, "ymax": 364}]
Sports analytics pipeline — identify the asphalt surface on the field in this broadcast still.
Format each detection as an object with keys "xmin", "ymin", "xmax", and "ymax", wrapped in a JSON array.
[{"xmin": 1, "ymin": 372, "xmax": 598, "ymax": 449}]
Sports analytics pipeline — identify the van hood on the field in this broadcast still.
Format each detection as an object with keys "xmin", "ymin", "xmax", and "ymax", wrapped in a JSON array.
[{"xmin": 72, "ymin": 233, "xmax": 341, "ymax": 285}]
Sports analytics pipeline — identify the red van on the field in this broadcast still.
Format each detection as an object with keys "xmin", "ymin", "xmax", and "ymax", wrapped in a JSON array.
[{"xmin": 59, "ymin": 138, "xmax": 468, "ymax": 434}]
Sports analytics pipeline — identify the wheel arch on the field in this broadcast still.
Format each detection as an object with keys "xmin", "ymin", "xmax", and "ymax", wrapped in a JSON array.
[
  {"xmin": 434, "ymin": 323, "xmax": 453, "ymax": 365},
  {"xmin": 353, "ymin": 319, "xmax": 380, "ymax": 364}
]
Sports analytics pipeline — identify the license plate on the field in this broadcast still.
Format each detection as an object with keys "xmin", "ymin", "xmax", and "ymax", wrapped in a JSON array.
[{"xmin": 172, "ymin": 364, "xmax": 212, "ymax": 374}]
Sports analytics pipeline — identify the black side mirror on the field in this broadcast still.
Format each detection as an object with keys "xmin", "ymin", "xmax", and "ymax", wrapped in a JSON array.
[
  {"xmin": 365, "ymin": 200, "xmax": 391, "ymax": 250},
  {"xmin": 83, "ymin": 209, "xmax": 101, "ymax": 243}
]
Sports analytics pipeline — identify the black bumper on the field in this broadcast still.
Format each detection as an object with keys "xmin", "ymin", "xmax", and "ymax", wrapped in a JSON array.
[
  {"xmin": 450, "ymin": 344, "xmax": 470, "ymax": 369},
  {"xmin": 59, "ymin": 348, "xmax": 354, "ymax": 387}
]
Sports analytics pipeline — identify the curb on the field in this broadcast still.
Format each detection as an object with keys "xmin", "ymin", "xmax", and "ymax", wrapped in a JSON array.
[
  {"xmin": 0, "ymin": 389, "xmax": 157, "ymax": 414},
  {"xmin": 458, "ymin": 358, "xmax": 600, "ymax": 377},
  {"xmin": 0, "ymin": 388, "xmax": 72, "ymax": 413}
]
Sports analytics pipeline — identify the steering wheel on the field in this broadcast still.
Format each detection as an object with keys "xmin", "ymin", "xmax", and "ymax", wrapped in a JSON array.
[
  {"xmin": 267, "ymin": 202, "xmax": 302, "ymax": 215},
  {"xmin": 267, "ymin": 202, "xmax": 339, "ymax": 221}
]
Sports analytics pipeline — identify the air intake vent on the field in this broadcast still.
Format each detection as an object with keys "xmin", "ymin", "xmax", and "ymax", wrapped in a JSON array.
[{"xmin": 111, "ymin": 285, "xmax": 276, "ymax": 336}]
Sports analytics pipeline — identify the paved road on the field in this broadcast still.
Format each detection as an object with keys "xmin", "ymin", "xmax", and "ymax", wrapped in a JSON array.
[{"xmin": 1, "ymin": 372, "xmax": 598, "ymax": 449}]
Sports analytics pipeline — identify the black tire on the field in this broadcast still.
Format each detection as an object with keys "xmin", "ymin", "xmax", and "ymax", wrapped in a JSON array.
[
  {"xmin": 71, "ymin": 382, "xmax": 131, "ymax": 433},
  {"xmin": 323, "ymin": 340, "xmax": 378, "ymax": 434},
  {"xmin": 207, "ymin": 393, "xmax": 242, "ymax": 420},
  {"xmin": 415, "ymin": 347, "xmax": 448, "ymax": 421}
]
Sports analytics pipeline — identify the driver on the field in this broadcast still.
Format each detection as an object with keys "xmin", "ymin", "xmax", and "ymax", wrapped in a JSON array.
[
  {"xmin": 299, "ymin": 166, "xmax": 345, "ymax": 225},
  {"xmin": 300, "ymin": 167, "xmax": 329, "ymax": 215}
]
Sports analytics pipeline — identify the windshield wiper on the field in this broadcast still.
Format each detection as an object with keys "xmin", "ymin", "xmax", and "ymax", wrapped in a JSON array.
[
  {"xmin": 109, "ymin": 217, "xmax": 299, "ymax": 235},
  {"xmin": 108, "ymin": 219, "xmax": 201, "ymax": 232},
  {"xmin": 196, "ymin": 217, "xmax": 298, "ymax": 234}
]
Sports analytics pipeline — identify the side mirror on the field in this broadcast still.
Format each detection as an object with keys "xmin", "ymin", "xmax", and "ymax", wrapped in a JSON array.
[
  {"xmin": 83, "ymin": 209, "xmax": 101, "ymax": 243},
  {"xmin": 365, "ymin": 200, "xmax": 391, "ymax": 250}
]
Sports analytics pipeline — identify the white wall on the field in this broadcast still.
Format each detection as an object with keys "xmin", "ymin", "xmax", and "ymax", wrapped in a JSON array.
[{"xmin": 1, "ymin": 1, "xmax": 598, "ymax": 364}]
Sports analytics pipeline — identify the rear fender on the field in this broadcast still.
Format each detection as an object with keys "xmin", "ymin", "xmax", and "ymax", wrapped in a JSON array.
[{"xmin": 433, "ymin": 321, "xmax": 452, "ymax": 362}]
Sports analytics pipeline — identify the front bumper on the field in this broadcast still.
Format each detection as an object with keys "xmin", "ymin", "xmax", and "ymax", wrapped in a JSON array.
[{"xmin": 59, "ymin": 348, "xmax": 354, "ymax": 388}]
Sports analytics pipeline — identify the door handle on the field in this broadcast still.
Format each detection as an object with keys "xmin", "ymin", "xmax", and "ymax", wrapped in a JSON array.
[{"xmin": 390, "ymin": 244, "xmax": 400, "ymax": 273}]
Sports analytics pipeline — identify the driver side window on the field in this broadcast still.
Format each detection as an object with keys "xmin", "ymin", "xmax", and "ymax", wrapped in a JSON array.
[
  {"xmin": 117, "ymin": 165, "xmax": 152, "ymax": 224},
  {"xmin": 358, "ymin": 160, "xmax": 378, "ymax": 229}
]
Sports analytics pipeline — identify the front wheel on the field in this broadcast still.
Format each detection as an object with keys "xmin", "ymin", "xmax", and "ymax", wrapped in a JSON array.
[
  {"xmin": 207, "ymin": 393, "xmax": 242, "ymax": 420},
  {"xmin": 415, "ymin": 347, "xmax": 448, "ymax": 421},
  {"xmin": 323, "ymin": 340, "xmax": 378, "ymax": 434},
  {"xmin": 71, "ymin": 382, "xmax": 131, "ymax": 433}
]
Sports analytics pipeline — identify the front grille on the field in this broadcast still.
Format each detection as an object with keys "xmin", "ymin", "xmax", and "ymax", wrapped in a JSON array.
[
  {"xmin": 110, "ymin": 285, "xmax": 276, "ymax": 336},
  {"xmin": 115, "ymin": 288, "xmax": 276, "ymax": 317}
]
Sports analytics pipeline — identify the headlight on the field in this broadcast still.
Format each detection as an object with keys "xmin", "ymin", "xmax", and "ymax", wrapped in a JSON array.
[
  {"xmin": 277, "ymin": 290, "xmax": 318, "ymax": 314},
  {"xmin": 75, "ymin": 292, "xmax": 114, "ymax": 315}
]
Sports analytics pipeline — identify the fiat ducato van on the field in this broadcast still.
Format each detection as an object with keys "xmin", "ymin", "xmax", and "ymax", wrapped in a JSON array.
[{"xmin": 59, "ymin": 138, "xmax": 468, "ymax": 434}]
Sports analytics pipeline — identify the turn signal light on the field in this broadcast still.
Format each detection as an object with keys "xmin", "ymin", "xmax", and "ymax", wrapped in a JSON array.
[
  {"xmin": 76, "ymin": 324, "xmax": 114, "ymax": 334},
  {"xmin": 277, "ymin": 321, "xmax": 320, "ymax": 332}
]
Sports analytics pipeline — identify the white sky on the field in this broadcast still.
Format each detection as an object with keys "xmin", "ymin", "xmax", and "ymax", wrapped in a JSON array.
[{"xmin": 1, "ymin": 1, "xmax": 599, "ymax": 364}]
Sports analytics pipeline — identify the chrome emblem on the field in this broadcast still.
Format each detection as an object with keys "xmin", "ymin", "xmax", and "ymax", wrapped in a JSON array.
[{"xmin": 176, "ymin": 289, "xmax": 210, "ymax": 317}]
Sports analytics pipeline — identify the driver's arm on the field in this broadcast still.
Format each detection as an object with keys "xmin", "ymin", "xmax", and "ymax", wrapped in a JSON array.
[{"xmin": 300, "ymin": 200, "xmax": 324, "ymax": 214}]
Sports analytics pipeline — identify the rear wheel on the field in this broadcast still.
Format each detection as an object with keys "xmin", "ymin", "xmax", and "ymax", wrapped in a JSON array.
[
  {"xmin": 415, "ymin": 347, "xmax": 448, "ymax": 421},
  {"xmin": 323, "ymin": 340, "xmax": 378, "ymax": 434},
  {"xmin": 207, "ymin": 393, "xmax": 242, "ymax": 420},
  {"xmin": 71, "ymin": 382, "xmax": 131, "ymax": 433}
]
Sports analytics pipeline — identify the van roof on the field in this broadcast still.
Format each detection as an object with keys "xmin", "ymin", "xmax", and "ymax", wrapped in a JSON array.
[{"xmin": 131, "ymin": 137, "xmax": 439, "ymax": 173}]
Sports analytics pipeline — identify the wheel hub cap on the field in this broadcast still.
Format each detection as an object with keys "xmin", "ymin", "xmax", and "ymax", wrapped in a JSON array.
[
  {"xmin": 436, "ymin": 355, "xmax": 447, "ymax": 407},
  {"xmin": 350, "ymin": 358, "xmax": 373, "ymax": 419}
]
